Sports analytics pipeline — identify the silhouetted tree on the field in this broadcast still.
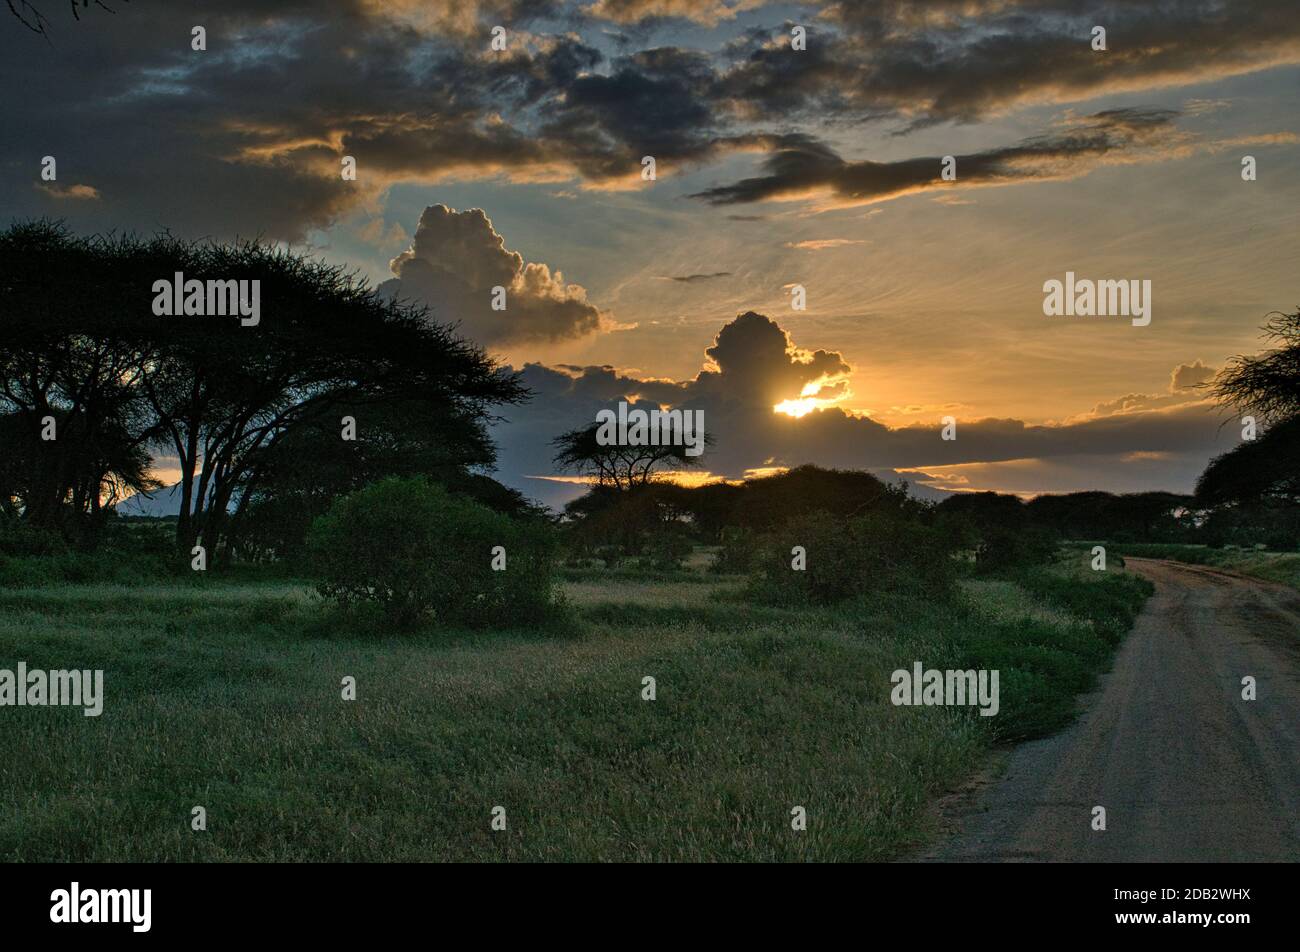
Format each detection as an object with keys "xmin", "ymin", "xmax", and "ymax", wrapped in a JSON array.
[
  {"xmin": 0, "ymin": 220, "xmax": 526, "ymax": 563},
  {"xmin": 0, "ymin": 222, "xmax": 159, "ymax": 543},
  {"xmin": 551, "ymin": 421, "xmax": 707, "ymax": 490},
  {"xmin": 1211, "ymin": 307, "xmax": 1300, "ymax": 425},
  {"xmin": 237, "ymin": 404, "xmax": 544, "ymax": 562},
  {"xmin": 1196, "ymin": 416, "xmax": 1300, "ymax": 508},
  {"xmin": 6, "ymin": 0, "xmax": 127, "ymax": 36},
  {"xmin": 1195, "ymin": 306, "xmax": 1300, "ymax": 548}
]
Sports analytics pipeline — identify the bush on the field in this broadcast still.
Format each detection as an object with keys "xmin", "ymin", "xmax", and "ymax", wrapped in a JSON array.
[
  {"xmin": 307, "ymin": 477, "xmax": 561, "ymax": 627},
  {"xmin": 641, "ymin": 525, "xmax": 694, "ymax": 570},
  {"xmin": 710, "ymin": 526, "xmax": 756, "ymax": 575},
  {"xmin": 746, "ymin": 509, "xmax": 957, "ymax": 606},
  {"xmin": 0, "ymin": 518, "xmax": 70, "ymax": 558},
  {"xmin": 0, "ymin": 516, "xmax": 175, "ymax": 587},
  {"xmin": 974, "ymin": 525, "xmax": 1059, "ymax": 574}
]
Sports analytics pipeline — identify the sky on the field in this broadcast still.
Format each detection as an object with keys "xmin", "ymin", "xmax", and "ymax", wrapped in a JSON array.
[{"xmin": 3, "ymin": 0, "xmax": 1298, "ymax": 509}]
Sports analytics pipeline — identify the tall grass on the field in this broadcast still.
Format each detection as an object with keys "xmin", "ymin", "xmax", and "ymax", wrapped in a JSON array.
[
  {"xmin": 0, "ymin": 552, "xmax": 1149, "ymax": 861},
  {"xmin": 1114, "ymin": 542, "xmax": 1300, "ymax": 590}
]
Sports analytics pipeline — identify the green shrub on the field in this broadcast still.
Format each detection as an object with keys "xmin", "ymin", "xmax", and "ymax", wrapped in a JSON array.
[
  {"xmin": 0, "ymin": 517, "xmax": 176, "ymax": 587},
  {"xmin": 710, "ymin": 526, "xmax": 756, "ymax": 575},
  {"xmin": 641, "ymin": 526, "xmax": 693, "ymax": 570},
  {"xmin": 746, "ymin": 510, "xmax": 957, "ymax": 606},
  {"xmin": 307, "ymin": 476, "xmax": 561, "ymax": 627},
  {"xmin": 974, "ymin": 525, "xmax": 1059, "ymax": 574}
]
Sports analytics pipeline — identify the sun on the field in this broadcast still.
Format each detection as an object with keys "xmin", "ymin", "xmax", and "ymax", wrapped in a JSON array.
[{"xmin": 774, "ymin": 397, "xmax": 818, "ymax": 418}]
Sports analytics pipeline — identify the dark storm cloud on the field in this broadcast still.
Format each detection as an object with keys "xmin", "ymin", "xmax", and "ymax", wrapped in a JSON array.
[
  {"xmin": 1, "ymin": 1, "xmax": 777, "ymax": 238},
  {"xmin": 3, "ymin": 0, "xmax": 1297, "ymax": 241},
  {"xmin": 721, "ymin": 1, "xmax": 1300, "ymax": 127}
]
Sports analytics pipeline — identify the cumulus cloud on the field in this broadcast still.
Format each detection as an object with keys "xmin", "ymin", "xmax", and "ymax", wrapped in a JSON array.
[
  {"xmin": 1171, "ymin": 359, "xmax": 1218, "ymax": 391},
  {"xmin": 380, "ymin": 204, "xmax": 610, "ymax": 346},
  {"xmin": 1074, "ymin": 359, "xmax": 1221, "ymax": 419},
  {"xmin": 695, "ymin": 311, "xmax": 852, "ymax": 407}
]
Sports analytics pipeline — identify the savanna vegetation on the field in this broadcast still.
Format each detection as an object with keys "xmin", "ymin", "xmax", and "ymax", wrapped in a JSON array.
[
  {"xmin": 1, "ymin": 221, "xmax": 1296, "ymax": 860},
  {"xmin": 0, "ymin": 532, "xmax": 1148, "ymax": 861}
]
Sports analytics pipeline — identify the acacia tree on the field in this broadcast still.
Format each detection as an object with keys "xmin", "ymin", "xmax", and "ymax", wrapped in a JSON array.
[
  {"xmin": 0, "ymin": 221, "xmax": 527, "ymax": 563},
  {"xmin": 133, "ymin": 239, "xmax": 525, "ymax": 562},
  {"xmin": 1195, "ymin": 306, "xmax": 1300, "ymax": 547},
  {"xmin": 233, "ymin": 399, "xmax": 542, "ymax": 563},
  {"xmin": 0, "ymin": 222, "xmax": 159, "ymax": 542},
  {"xmin": 1211, "ymin": 308, "xmax": 1300, "ymax": 425},
  {"xmin": 1197, "ymin": 416, "xmax": 1300, "ymax": 508},
  {"xmin": 551, "ymin": 421, "xmax": 708, "ymax": 490},
  {"xmin": 5, "ymin": 0, "xmax": 126, "ymax": 36}
]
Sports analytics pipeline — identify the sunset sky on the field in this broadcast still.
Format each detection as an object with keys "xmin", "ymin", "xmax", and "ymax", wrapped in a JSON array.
[{"xmin": 4, "ymin": 0, "xmax": 1298, "ymax": 508}]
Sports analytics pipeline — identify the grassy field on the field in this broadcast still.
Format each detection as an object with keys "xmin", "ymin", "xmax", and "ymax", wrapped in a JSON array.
[
  {"xmin": 0, "ymin": 553, "xmax": 1149, "ymax": 861},
  {"xmin": 1114, "ymin": 543, "xmax": 1300, "ymax": 591}
]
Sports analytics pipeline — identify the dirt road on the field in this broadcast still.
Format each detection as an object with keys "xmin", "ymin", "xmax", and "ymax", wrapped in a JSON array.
[{"xmin": 926, "ymin": 558, "xmax": 1300, "ymax": 862}]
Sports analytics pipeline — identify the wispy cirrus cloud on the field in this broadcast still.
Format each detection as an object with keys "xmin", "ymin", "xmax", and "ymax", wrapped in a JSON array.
[
  {"xmin": 784, "ymin": 238, "xmax": 866, "ymax": 250},
  {"xmin": 34, "ymin": 183, "xmax": 101, "ymax": 200},
  {"xmin": 657, "ymin": 271, "xmax": 733, "ymax": 282}
]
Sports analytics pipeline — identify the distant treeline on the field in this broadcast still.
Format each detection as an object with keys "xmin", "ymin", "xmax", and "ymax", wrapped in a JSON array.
[
  {"xmin": 557, "ymin": 452, "xmax": 1298, "ymax": 580},
  {"xmin": 556, "ymin": 296, "xmax": 1300, "ymax": 565}
]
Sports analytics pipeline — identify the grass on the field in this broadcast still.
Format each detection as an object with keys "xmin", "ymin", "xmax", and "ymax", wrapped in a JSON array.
[
  {"xmin": 0, "ymin": 551, "xmax": 1150, "ymax": 862},
  {"xmin": 1114, "ymin": 542, "xmax": 1300, "ymax": 591}
]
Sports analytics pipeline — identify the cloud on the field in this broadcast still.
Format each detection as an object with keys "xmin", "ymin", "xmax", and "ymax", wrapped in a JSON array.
[
  {"xmin": 1205, "ymin": 132, "xmax": 1300, "ymax": 151},
  {"xmin": 697, "ymin": 310, "xmax": 853, "ymax": 406},
  {"xmin": 583, "ymin": 0, "xmax": 767, "ymax": 26},
  {"xmin": 5, "ymin": 0, "xmax": 1298, "ymax": 241},
  {"xmin": 784, "ymin": 238, "xmax": 866, "ymax": 250},
  {"xmin": 1070, "ymin": 359, "xmax": 1221, "ymax": 420},
  {"xmin": 724, "ymin": 0, "xmax": 1300, "ymax": 128},
  {"xmin": 659, "ymin": 271, "xmax": 732, "ymax": 282},
  {"xmin": 690, "ymin": 108, "xmax": 1189, "ymax": 207},
  {"xmin": 1171, "ymin": 359, "xmax": 1218, "ymax": 392},
  {"xmin": 899, "ymin": 448, "xmax": 1216, "ymax": 497},
  {"xmin": 380, "ymin": 204, "xmax": 611, "ymax": 346},
  {"xmin": 33, "ymin": 183, "xmax": 101, "ymax": 200},
  {"xmin": 487, "ymin": 312, "xmax": 1241, "ymax": 508}
]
